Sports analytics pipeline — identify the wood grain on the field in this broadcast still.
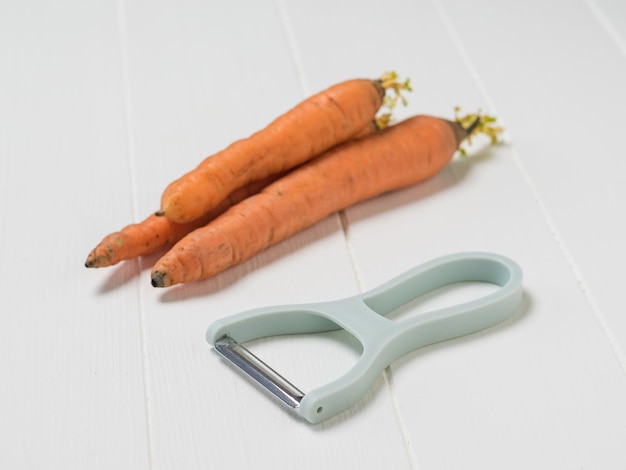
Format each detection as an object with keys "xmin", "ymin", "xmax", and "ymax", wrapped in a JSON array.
[{"xmin": 1, "ymin": 0, "xmax": 625, "ymax": 468}]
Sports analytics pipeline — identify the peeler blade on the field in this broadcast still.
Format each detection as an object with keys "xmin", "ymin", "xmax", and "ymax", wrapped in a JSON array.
[{"xmin": 214, "ymin": 336, "xmax": 305, "ymax": 409}]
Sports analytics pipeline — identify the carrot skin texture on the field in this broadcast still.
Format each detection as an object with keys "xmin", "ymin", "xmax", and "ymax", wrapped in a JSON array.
[
  {"xmin": 85, "ymin": 214, "xmax": 206, "ymax": 268},
  {"xmin": 151, "ymin": 115, "xmax": 465, "ymax": 287},
  {"xmin": 159, "ymin": 78, "xmax": 385, "ymax": 223},
  {"xmin": 84, "ymin": 174, "xmax": 283, "ymax": 268},
  {"xmin": 85, "ymin": 121, "xmax": 379, "ymax": 268}
]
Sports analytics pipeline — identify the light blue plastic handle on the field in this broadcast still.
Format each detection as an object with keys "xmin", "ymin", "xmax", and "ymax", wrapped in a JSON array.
[{"xmin": 206, "ymin": 252, "xmax": 523, "ymax": 424}]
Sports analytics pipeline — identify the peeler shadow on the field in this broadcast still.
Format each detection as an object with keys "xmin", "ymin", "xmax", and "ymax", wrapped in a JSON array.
[
  {"xmin": 384, "ymin": 289, "xmax": 532, "ymax": 384},
  {"xmin": 94, "ymin": 250, "xmax": 166, "ymax": 295},
  {"xmin": 230, "ymin": 328, "xmax": 390, "ymax": 429},
  {"xmin": 308, "ymin": 290, "xmax": 532, "ymax": 429},
  {"xmin": 155, "ymin": 219, "xmax": 344, "ymax": 302},
  {"xmin": 343, "ymin": 145, "xmax": 496, "ymax": 225},
  {"xmin": 310, "ymin": 377, "xmax": 389, "ymax": 430},
  {"xmin": 92, "ymin": 145, "xmax": 498, "ymax": 300}
]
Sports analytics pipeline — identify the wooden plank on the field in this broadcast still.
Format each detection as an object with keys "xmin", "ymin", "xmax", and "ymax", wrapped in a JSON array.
[
  {"xmin": 119, "ymin": 0, "xmax": 412, "ymax": 467},
  {"xmin": 277, "ymin": 0, "xmax": 485, "ymax": 119},
  {"xmin": 287, "ymin": 0, "xmax": 626, "ymax": 467},
  {"xmin": 586, "ymin": 0, "xmax": 626, "ymax": 56},
  {"xmin": 346, "ymin": 143, "xmax": 626, "ymax": 468},
  {"xmin": 434, "ymin": 2, "xmax": 626, "ymax": 364},
  {"xmin": 3, "ymin": 0, "xmax": 626, "ymax": 468},
  {"xmin": 0, "ymin": 1, "xmax": 150, "ymax": 468},
  {"xmin": 434, "ymin": 0, "xmax": 626, "ymax": 365}
]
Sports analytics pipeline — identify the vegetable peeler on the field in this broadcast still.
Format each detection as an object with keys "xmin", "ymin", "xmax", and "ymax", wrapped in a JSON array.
[{"xmin": 206, "ymin": 252, "xmax": 523, "ymax": 424}]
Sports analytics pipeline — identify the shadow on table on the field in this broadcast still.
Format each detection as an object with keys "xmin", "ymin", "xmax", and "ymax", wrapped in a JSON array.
[
  {"xmin": 389, "ymin": 288, "xmax": 532, "ymax": 376},
  {"xmin": 343, "ymin": 144, "xmax": 496, "ymax": 226},
  {"xmin": 96, "ymin": 145, "xmax": 499, "ymax": 300},
  {"xmin": 315, "ymin": 289, "xmax": 531, "ymax": 429},
  {"xmin": 95, "ymin": 250, "xmax": 166, "ymax": 294}
]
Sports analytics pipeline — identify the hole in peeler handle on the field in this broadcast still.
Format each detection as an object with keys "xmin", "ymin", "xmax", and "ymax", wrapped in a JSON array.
[
  {"xmin": 212, "ymin": 319, "xmax": 364, "ymax": 416},
  {"xmin": 381, "ymin": 281, "xmax": 500, "ymax": 322}
]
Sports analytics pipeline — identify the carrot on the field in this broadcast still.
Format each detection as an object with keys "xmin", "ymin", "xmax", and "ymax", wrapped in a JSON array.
[
  {"xmin": 84, "ymin": 115, "xmax": 388, "ymax": 269},
  {"xmin": 84, "ymin": 173, "xmax": 283, "ymax": 268},
  {"xmin": 150, "ymin": 112, "xmax": 501, "ymax": 287},
  {"xmin": 156, "ymin": 72, "xmax": 410, "ymax": 223}
]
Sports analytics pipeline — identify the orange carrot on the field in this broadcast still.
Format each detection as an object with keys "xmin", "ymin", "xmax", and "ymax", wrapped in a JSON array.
[
  {"xmin": 150, "ymin": 112, "xmax": 498, "ymax": 288},
  {"xmin": 85, "ymin": 173, "xmax": 284, "ymax": 268},
  {"xmin": 157, "ymin": 72, "xmax": 410, "ymax": 223},
  {"xmin": 84, "ymin": 116, "xmax": 385, "ymax": 269}
]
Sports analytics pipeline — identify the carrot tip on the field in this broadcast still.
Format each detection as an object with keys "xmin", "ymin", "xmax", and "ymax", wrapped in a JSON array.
[
  {"xmin": 154, "ymin": 210, "xmax": 166, "ymax": 217},
  {"xmin": 84, "ymin": 254, "xmax": 100, "ymax": 268},
  {"xmin": 151, "ymin": 271, "xmax": 168, "ymax": 288},
  {"xmin": 84, "ymin": 257, "xmax": 108, "ymax": 268}
]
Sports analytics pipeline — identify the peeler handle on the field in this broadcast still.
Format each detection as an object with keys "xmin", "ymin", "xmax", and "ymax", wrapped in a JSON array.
[
  {"xmin": 298, "ymin": 252, "xmax": 523, "ymax": 423},
  {"xmin": 207, "ymin": 252, "xmax": 523, "ymax": 424},
  {"xmin": 206, "ymin": 304, "xmax": 342, "ymax": 346}
]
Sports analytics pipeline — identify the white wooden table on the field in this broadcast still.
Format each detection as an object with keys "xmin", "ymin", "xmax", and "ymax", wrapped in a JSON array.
[{"xmin": 2, "ymin": 0, "xmax": 626, "ymax": 468}]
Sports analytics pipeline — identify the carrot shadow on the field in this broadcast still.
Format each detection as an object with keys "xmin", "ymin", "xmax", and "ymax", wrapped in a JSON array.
[
  {"xmin": 155, "ymin": 218, "xmax": 340, "ymax": 303},
  {"xmin": 95, "ymin": 250, "xmax": 167, "ymax": 294},
  {"xmin": 99, "ymin": 146, "xmax": 498, "ymax": 301},
  {"xmin": 390, "ymin": 289, "xmax": 532, "ymax": 374},
  {"xmin": 345, "ymin": 145, "xmax": 496, "ymax": 225},
  {"xmin": 312, "ymin": 289, "xmax": 531, "ymax": 428}
]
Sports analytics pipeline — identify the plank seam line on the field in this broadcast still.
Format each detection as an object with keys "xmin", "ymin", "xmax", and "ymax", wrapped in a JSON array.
[
  {"xmin": 0, "ymin": 139, "xmax": 10, "ymax": 253},
  {"xmin": 116, "ymin": 0, "xmax": 155, "ymax": 467},
  {"xmin": 276, "ymin": 3, "xmax": 418, "ymax": 454},
  {"xmin": 273, "ymin": 0, "xmax": 311, "ymax": 96},
  {"xmin": 338, "ymin": 211, "xmax": 366, "ymax": 292},
  {"xmin": 509, "ymin": 146, "xmax": 626, "ymax": 375},
  {"xmin": 430, "ymin": 0, "xmax": 626, "ymax": 375},
  {"xmin": 583, "ymin": 0, "xmax": 626, "ymax": 61},
  {"xmin": 274, "ymin": 0, "xmax": 366, "ymax": 292},
  {"xmin": 383, "ymin": 368, "xmax": 422, "ymax": 469}
]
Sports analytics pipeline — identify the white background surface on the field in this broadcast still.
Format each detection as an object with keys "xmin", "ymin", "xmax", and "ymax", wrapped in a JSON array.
[{"xmin": 2, "ymin": 0, "xmax": 626, "ymax": 468}]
